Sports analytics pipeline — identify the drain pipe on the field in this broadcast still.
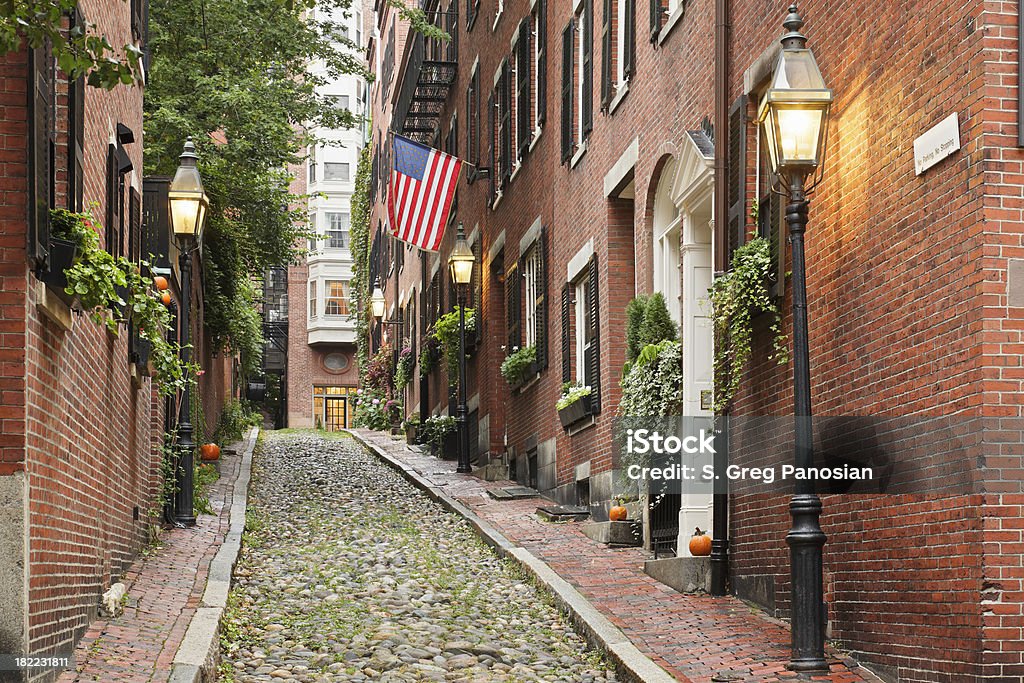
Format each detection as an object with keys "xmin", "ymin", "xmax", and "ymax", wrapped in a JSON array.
[{"xmin": 709, "ymin": 0, "xmax": 730, "ymax": 598}]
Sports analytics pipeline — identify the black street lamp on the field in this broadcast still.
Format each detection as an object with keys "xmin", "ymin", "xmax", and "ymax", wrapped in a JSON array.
[
  {"xmin": 168, "ymin": 138, "xmax": 209, "ymax": 528},
  {"xmin": 447, "ymin": 223, "xmax": 474, "ymax": 474},
  {"xmin": 757, "ymin": 5, "xmax": 833, "ymax": 672}
]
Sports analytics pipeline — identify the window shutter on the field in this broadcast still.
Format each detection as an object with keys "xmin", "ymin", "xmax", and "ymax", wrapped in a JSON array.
[
  {"xmin": 467, "ymin": 0, "xmax": 477, "ymax": 29},
  {"xmin": 142, "ymin": 177, "xmax": 171, "ymax": 270},
  {"xmin": 582, "ymin": 0, "xmax": 594, "ymax": 135},
  {"xmin": 68, "ymin": 9, "xmax": 85, "ymax": 213},
  {"xmin": 105, "ymin": 145, "xmax": 120, "ymax": 256},
  {"xmin": 561, "ymin": 283, "xmax": 572, "ymax": 383},
  {"xmin": 129, "ymin": 187, "xmax": 141, "ymax": 263},
  {"xmin": 586, "ymin": 257, "xmax": 601, "ymax": 413},
  {"xmin": 517, "ymin": 18, "xmax": 531, "ymax": 158},
  {"xmin": 28, "ymin": 44, "xmax": 54, "ymax": 272},
  {"xmin": 623, "ymin": 0, "xmax": 635, "ymax": 78},
  {"xmin": 727, "ymin": 96, "xmax": 747, "ymax": 265},
  {"xmin": 472, "ymin": 239, "xmax": 483, "ymax": 344},
  {"xmin": 501, "ymin": 60, "xmax": 512, "ymax": 187},
  {"xmin": 535, "ymin": 227, "xmax": 548, "ymax": 369},
  {"xmin": 560, "ymin": 21, "xmax": 574, "ymax": 163},
  {"xmin": 537, "ymin": 0, "xmax": 547, "ymax": 126},
  {"xmin": 487, "ymin": 91, "xmax": 496, "ymax": 206},
  {"xmin": 466, "ymin": 82, "xmax": 474, "ymax": 167},
  {"xmin": 649, "ymin": 0, "xmax": 660, "ymax": 42},
  {"xmin": 600, "ymin": 0, "xmax": 612, "ymax": 112},
  {"xmin": 506, "ymin": 262, "xmax": 520, "ymax": 355}
]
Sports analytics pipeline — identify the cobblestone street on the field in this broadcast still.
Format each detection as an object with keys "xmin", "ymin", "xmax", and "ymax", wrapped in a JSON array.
[{"xmin": 219, "ymin": 432, "xmax": 615, "ymax": 682}]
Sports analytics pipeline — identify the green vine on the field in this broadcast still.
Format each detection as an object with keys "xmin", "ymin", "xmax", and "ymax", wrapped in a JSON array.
[
  {"xmin": 349, "ymin": 147, "xmax": 373, "ymax": 384},
  {"xmin": 500, "ymin": 344, "xmax": 536, "ymax": 386},
  {"xmin": 431, "ymin": 307, "xmax": 475, "ymax": 383},
  {"xmin": 59, "ymin": 210, "xmax": 198, "ymax": 397},
  {"xmin": 708, "ymin": 237, "xmax": 788, "ymax": 413}
]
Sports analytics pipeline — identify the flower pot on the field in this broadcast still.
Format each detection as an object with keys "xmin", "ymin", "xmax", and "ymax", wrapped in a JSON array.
[
  {"xmin": 40, "ymin": 238, "xmax": 77, "ymax": 305},
  {"xmin": 440, "ymin": 430, "xmax": 458, "ymax": 460},
  {"xmin": 558, "ymin": 395, "xmax": 593, "ymax": 430},
  {"xmin": 406, "ymin": 426, "xmax": 418, "ymax": 445}
]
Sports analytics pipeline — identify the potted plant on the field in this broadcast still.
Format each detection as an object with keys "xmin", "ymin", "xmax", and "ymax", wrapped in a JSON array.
[
  {"xmin": 42, "ymin": 209, "xmax": 93, "ymax": 304},
  {"xmin": 557, "ymin": 381, "xmax": 593, "ymax": 429},
  {"xmin": 422, "ymin": 415, "xmax": 457, "ymax": 458},
  {"xmin": 500, "ymin": 344, "xmax": 537, "ymax": 390},
  {"xmin": 402, "ymin": 415, "xmax": 422, "ymax": 445}
]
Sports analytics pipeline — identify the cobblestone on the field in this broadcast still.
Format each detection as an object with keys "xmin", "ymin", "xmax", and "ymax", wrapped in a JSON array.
[{"xmin": 219, "ymin": 431, "xmax": 615, "ymax": 682}]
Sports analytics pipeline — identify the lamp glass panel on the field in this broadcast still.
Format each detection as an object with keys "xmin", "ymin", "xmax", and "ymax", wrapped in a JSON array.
[
  {"xmin": 776, "ymin": 106, "xmax": 824, "ymax": 165},
  {"xmin": 171, "ymin": 198, "xmax": 200, "ymax": 236},
  {"xmin": 759, "ymin": 97, "xmax": 780, "ymax": 174},
  {"xmin": 772, "ymin": 49, "xmax": 827, "ymax": 91},
  {"xmin": 451, "ymin": 258, "xmax": 473, "ymax": 285}
]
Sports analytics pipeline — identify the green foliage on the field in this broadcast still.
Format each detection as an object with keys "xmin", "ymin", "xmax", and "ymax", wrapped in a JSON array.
[
  {"xmin": 213, "ymin": 399, "xmax": 260, "ymax": 445},
  {"xmin": 709, "ymin": 237, "xmax": 788, "ymax": 413},
  {"xmin": 0, "ymin": 0, "xmax": 143, "ymax": 89},
  {"xmin": 419, "ymin": 336, "xmax": 439, "ymax": 374},
  {"xmin": 394, "ymin": 346, "xmax": 415, "ymax": 392},
  {"xmin": 625, "ymin": 295, "xmax": 649, "ymax": 365},
  {"xmin": 50, "ymin": 208, "xmax": 95, "ymax": 248},
  {"xmin": 193, "ymin": 463, "xmax": 220, "ymax": 516},
  {"xmin": 153, "ymin": 431, "xmax": 180, "ymax": 521},
  {"xmin": 352, "ymin": 390, "xmax": 400, "ymax": 430},
  {"xmin": 420, "ymin": 414, "xmax": 456, "ymax": 447},
  {"xmin": 191, "ymin": 384, "xmax": 208, "ymax": 446},
  {"xmin": 431, "ymin": 307, "xmax": 475, "ymax": 384},
  {"xmin": 500, "ymin": 344, "xmax": 536, "ymax": 386},
  {"xmin": 364, "ymin": 344, "xmax": 393, "ymax": 396},
  {"xmin": 61, "ymin": 209, "xmax": 198, "ymax": 396},
  {"xmin": 640, "ymin": 292, "xmax": 678, "ymax": 346},
  {"xmin": 618, "ymin": 340, "xmax": 683, "ymax": 417},
  {"xmin": 349, "ymin": 147, "xmax": 373, "ymax": 382},
  {"xmin": 556, "ymin": 382, "xmax": 592, "ymax": 411}
]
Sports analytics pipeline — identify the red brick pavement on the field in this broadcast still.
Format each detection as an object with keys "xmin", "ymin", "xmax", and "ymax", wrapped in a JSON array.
[
  {"xmin": 56, "ymin": 446, "xmax": 243, "ymax": 683},
  {"xmin": 354, "ymin": 429, "xmax": 882, "ymax": 683}
]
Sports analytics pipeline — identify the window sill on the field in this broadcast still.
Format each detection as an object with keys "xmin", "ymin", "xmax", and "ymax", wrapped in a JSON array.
[
  {"xmin": 529, "ymin": 126, "xmax": 543, "ymax": 152},
  {"xmin": 570, "ymin": 140, "xmax": 588, "ymax": 169},
  {"xmin": 567, "ymin": 415, "xmax": 596, "ymax": 437},
  {"xmin": 518, "ymin": 371, "xmax": 542, "ymax": 393},
  {"xmin": 35, "ymin": 281, "xmax": 73, "ymax": 332},
  {"xmin": 510, "ymin": 161, "xmax": 522, "ymax": 182},
  {"xmin": 492, "ymin": 189, "xmax": 504, "ymax": 210},
  {"xmin": 608, "ymin": 80, "xmax": 630, "ymax": 114},
  {"xmin": 492, "ymin": 7, "xmax": 504, "ymax": 31},
  {"xmin": 658, "ymin": 5, "xmax": 684, "ymax": 46}
]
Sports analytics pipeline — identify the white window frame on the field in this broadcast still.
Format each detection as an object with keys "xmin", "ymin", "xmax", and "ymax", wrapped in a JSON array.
[
  {"xmin": 523, "ymin": 245, "xmax": 539, "ymax": 346},
  {"xmin": 510, "ymin": 34, "xmax": 521, "ymax": 170},
  {"xmin": 324, "ymin": 280, "xmax": 349, "ymax": 316},
  {"xmin": 574, "ymin": 276, "xmax": 587, "ymax": 384},
  {"xmin": 531, "ymin": 7, "xmax": 542, "ymax": 138},
  {"xmin": 309, "ymin": 280, "xmax": 318, "ymax": 319},
  {"xmin": 325, "ymin": 212, "xmax": 351, "ymax": 250},
  {"xmin": 323, "ymin": 162, "xmax": 350, "ymax": 182},
  {"xmin": 575, "ymin": 3, "xmax": 585, "ymax": 144}
]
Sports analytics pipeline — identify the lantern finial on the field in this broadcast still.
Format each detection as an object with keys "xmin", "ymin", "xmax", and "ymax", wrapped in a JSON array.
[{"xmin": 781, "ymin": 5, "xmax": 807, "ymax": 50}]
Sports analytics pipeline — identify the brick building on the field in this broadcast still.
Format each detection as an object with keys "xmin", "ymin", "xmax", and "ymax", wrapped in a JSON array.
[
  {"xmin": 280, "ymin": 2, "xmax": 369, "ymax": 431},
  {"xmin": 366, "ymin": 0, "xmax": 1024, "ymax": 678},
  {"xmin": 0, "ymin": 2, "xmax": 230, "ymax": 675}
]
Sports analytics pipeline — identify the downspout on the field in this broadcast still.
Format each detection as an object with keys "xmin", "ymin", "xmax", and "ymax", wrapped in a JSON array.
[{"xmin": 709, "ymin": 0, "xmax": 730, "ymax": 598}]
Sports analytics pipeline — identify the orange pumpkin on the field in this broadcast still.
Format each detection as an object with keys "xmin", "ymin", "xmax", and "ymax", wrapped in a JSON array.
[
  {"xmin": 160, "ymin": 291, "xmax": 172, "ymax": 306},
  {"xmin": 153, "ymin": 276, "xmax": 169, "ymax": 291},
  {"xmin": 609, "ymin": 504, "xmax": 628, "ymax": 522},
  {"xmin": 199, "ymin": 443, "xmax": 220, "ymax": 461},
  {"xmin": 688, "ymin": 527, "xmax": 712, "ymax": 556}
]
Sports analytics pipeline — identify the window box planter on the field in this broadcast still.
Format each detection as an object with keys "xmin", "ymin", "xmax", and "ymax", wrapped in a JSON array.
[
  {"xmin": 508, "ymin": 360, "xmax": 539, "ymax": 392},
  {"xmin": 558, "ymin": 394, "xmax": 594, "ymax": 430},
  {"xmin": 39, "ymin": 238, "xmax": 77, "ymax": 306},
  {"xmin": 439, "ymin": 430, "xmax": 459, "ymax": 460}
]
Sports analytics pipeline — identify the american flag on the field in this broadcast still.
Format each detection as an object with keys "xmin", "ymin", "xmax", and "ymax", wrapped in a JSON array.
[{"xmin": 387, "ymin": 134, "xmax": 462, "ymax": 252}]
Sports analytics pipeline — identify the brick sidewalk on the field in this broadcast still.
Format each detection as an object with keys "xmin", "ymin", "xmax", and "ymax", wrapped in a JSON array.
[
  {"xmin": 353, "ymin": 429, "xmax": 881, "ymax": 683},
  {"xmin": 56, "ymin": 441, "xmax": 246, "ymax": 683}
]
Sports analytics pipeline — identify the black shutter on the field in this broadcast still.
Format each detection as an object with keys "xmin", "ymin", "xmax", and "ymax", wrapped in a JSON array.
[
  {"xmin": 600, "ymin": 0, "xmax": 612, "ymax": 112},
  {"xmin": 582, "ymin": 0, "xmax": 594, "ymax": 135},
  {"xmin": 500, "ymin": 60, "xmax": 512, "ymax": 187},
  {"xmin": 727, "ymin": 96, "xmax": 747, "ymax": 265},
  {"xmin": 586, "ymin": 258, "xmax": 601, "ymax": 413},
  {"xmin": 105, "ymin": 145, "xmax": 119, "ymax": 256},
  {"xmin": 517, "ymin": 18, "xmax": 531, "ymax": 158},
  {"xmin": 537, "ymin": 0, "xmax": 547, "ymax": 126},
  {"xmin": 560, "ymin": 21, "xmax": 574, "ymax": 163},
  {"xmin": 759, "ymin": 190, "xmax": 784, "ymax": 298},
  {"xmin": 471, "ymin": 239, "xmax": 483, "ymax": 344},
  {"xmin": 68, "ymin": 9, "xmax": 85, "ymax": 213},
  {"xmin": 487, "ymin": 91, "xmax": 496, "ymax": 206},
  {"xmin": 129, "ymin": 187, "xmax": 141, "ymax": 263},
  {"xmin": 535, "ymin": 227, "xmax": 548, "ymax": 369},
  {"xmin": 28, "ymin": 43, "xmax": 54, "ymax": 272},
  {"xmin": 505, "ymin": 262, "xmax": 520, "ymax": 355},
  {"xmin": 467, "ymin": 0, "xmax": 477, "ymax": 29},
  {"xmin": 561, "ymin": 283, "xmax": 572, "ymax": 383},
  {"xmin": 142, "ymin": 177, "xmax": 171, "ymax": 270},
  {"xmin": 466, "ymin": 76, "xmax": 476, "ymax": 172},
  {"xmin": 649, "ymin": 0, "xmax": 660, "ymax": 42},
  {"xmin": 624, "ymin": 0, "xmax": 635, "ymax": 78}
]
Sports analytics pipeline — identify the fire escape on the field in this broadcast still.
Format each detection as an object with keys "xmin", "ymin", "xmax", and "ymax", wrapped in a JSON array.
[{"xmin": 393, "ymin": 5, "xmax": 459, "ymax": 142}]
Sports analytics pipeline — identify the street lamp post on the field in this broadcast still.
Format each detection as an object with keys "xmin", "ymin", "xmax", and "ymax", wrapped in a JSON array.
[
  {"xmin": 757, "ymin": 5, "xmax": 832, "ymax": 672},
  {"xmin": 447, "ymin": 223, "xmax": 474, "ymax": 474},
  {"xmin": 168, "ymin": 138, "xmax": 209, "ymax": 528}
]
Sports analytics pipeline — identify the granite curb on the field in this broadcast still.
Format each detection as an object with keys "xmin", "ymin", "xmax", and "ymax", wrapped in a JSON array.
[
  {"xmin": 169, "ymin": 425, "xmax": 260, "ymax": 683},
  {"xmin": 349, "ymin": 430, "xmax": 680, "ymax": 683}
]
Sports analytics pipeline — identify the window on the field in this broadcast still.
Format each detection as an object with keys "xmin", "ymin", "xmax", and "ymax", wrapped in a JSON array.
[
  {"xmin": 325, "ymin": 280, "xmax": 349, "ymax": 315},
  {"xmin": 523, "ymin": 242, "xmax": 543, "ymax": 347},
  {"xmin": 649, "ymin": 0, "xmax": 678, "ymax": 41},
  {"xmin": 324, "ymin": 162, "xmax": 350, "ymax": 181},
  {"xmin": 382, "ymin": 21, "xmax": 395, "ymax": 98},
  {"xmin": 531, "ymin": 0, "xmax": 547, "ymax": 133},
  {"xmin": 466, "ymin": 0, "xmax": 479, "ymax": 30},
  {"xmin": 309, "ymin": 280, "xmax": 318, "ymax": 318},
  {"xmin": 492, "ymin": 59, "xmax": 512, "ymax": 194},
  {"xmin": 326, "ymin": 212, "xmax": 350, "ymax": 249},
  {"xmin": 467, "ymin": 65, "xmax": 481, "ymax": 177},
  {"xmin": 601, "ymin": 0, "xmax": 634, "ymax": 111},
  {"xmin": 333, "ymin": 94, "xmax": 350, "ymax": 110},
  {"xmin": 309, "ymin": 147, "xmax": 317, "ymax": 183},
  {"xmin": 561, "ymin": 257, "xmax": 601, "ymax": 411},
  {"xmin": 561, "ymin": 0, "xmax": 593, "ymax": 164},
  {"xmin": 308, "ymin": 212, "xmax": 318, "ymax": 252}
]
